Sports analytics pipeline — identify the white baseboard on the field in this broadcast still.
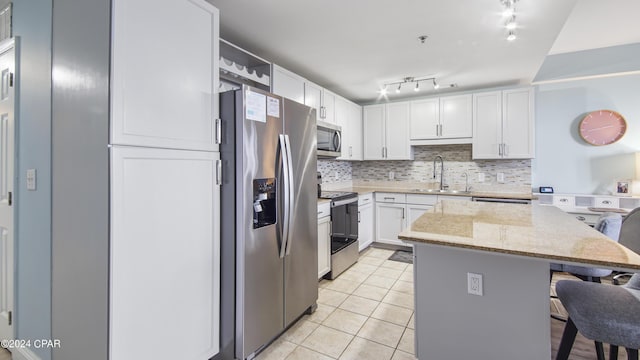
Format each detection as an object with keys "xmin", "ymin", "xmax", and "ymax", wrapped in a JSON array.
[{"xmin": 12, "ymin": 347, "xmax": 41, "ymax": 360}]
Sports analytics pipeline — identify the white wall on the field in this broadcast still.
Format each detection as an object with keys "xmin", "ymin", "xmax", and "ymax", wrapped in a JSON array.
[{"xmin": 533, "ymin": 74, "xmax": 640, "ymax": 194}]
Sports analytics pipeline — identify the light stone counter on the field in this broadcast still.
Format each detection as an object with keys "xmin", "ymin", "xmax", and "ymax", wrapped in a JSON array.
[
  {"xmin": 398, "ymin": 200, "xmax": 640, "ymax": 360},
  {"xmin": 399, "ymin": 200, "xmax": 640, "ymax": 271},
  {"xmin": 331, "ymin": 186, "xmax": 535, "ymax": 200}
]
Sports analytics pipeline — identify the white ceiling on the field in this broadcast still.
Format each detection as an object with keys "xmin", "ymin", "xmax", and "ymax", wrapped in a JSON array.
[{"xmin": 210, "ymin": 0, "xmax": 637, "ymax": 104}]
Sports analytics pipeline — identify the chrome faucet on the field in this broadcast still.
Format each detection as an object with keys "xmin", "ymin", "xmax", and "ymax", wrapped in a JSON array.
[{"xmin": 433, "ymin": 155, "xmax": 445, "ymax": 190}]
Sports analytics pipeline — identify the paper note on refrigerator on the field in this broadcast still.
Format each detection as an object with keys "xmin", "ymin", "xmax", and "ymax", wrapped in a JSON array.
[
  {"xmin": 267, "ymin": 96, "xmax": 280, "ymax": 118},
  {"xmin": 246, "ymin": 90, "xmax": 266, "ymax": 123}
]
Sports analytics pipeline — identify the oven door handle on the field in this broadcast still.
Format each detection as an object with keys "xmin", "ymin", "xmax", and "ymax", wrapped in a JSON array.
[
  {"xmin": 331, "ymin": 198, "xmax": 358, "ymax": 207},
  {"xmin": 284, "ymin": 134, "xmax": 295, "ymax": 256}
]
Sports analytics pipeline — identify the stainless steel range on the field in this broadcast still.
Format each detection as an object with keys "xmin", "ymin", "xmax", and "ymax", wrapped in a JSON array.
[{"xmin": 319, "ymin": 191, "xmax": 359, "ymax": 279}]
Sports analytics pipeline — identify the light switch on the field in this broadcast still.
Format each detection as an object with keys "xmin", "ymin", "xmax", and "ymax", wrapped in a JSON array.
[{"xmin": 26, "ymin": 169, "xmax": 37, "ymax": 190}]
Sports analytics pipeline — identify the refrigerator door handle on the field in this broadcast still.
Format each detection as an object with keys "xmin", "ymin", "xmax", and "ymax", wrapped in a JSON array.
[
  {"xmin": 279, "ymin": 134, "xmax": 290, "ymax": 259},
  {"xmin": 284, "ymin": 134, "xmax": 295, "ymax": 256}
]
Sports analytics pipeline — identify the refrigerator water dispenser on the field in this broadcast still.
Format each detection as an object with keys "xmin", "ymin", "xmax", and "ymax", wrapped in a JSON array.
[{"xmin": 253, "ymin": 178, "xmax": 276, "ymax": 229}]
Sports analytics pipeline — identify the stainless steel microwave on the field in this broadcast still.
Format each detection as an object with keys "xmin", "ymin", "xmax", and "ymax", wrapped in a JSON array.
[{"xmin": 317, "ymin": 121, "xmax": 341, "ymax": 158}]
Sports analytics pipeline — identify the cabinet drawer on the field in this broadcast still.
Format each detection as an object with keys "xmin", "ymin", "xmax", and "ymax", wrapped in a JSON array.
[
  {"xmin": 317, "ymin": 202, "xmax": 331, "ymax": 218},
  {"xmin": 553, "ymin": 196, "xmax": 574, "ymax": 208},
  {"xmin": 375, "ymin": 192, "xmax": 407, "ymax": 203},
  {"xmin": 594, "ymin": 197, "xmax": 619, "ymax": 208},
  {"xmin": 406, "ymin": 194, "xmax": 437, "ymax": 206},
  {"xmin": 358, "ymin": 193, "xmax": 374, "ymax": 206}
]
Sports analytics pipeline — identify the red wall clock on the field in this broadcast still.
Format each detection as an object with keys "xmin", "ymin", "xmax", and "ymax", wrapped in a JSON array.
[{"xmin": 578, "ymin": 110, "xmax": 627, "ymax": 146}]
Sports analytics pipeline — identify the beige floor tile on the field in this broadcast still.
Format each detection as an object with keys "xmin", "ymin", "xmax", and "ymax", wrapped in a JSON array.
[
  {"xmin": 364, "ymin": 274, "xmax": 397, "ymax": 289},
  {"xmin": 382, "ymin": 290, "xmax": 414, "ymax": 309},
  {"xmin": 286, "ymin": 346, "xmax": 334, "ymax": 360},
  {"xmin": 282, "ymin": 317, "xmax": 320, "ymax": 344},
  {"xmin": 407, "ymin": 313, "xmax": 415, "ymax": 329},
  {"xmin": 338, "ymin": 269, "xmax": 369, "ymax": 283},
  {"xmin": 370, "ymin": 303, "xmax": 413, "ymax": 326},
  {"xmin": 380, "ymin": 260, "xmax": 408, "ymax": 271},
  {"xmin": 397, "ymin": 328, "xmax": 415, "ymax": 355},
  {"xmin": 256, "ymin": 339, "xmax": 297, "ymax": 360},
  {"xmin": 391, "ymin": 350, "xmax": 417, "ymax": 360},
  {"xmin": 318, "ymin": 288, "xmax": 348, "ymax": 307},
  {"xmin": 339, "ymin": 294, "xmax": 380, "ymax": 317},
  {"xmin": 324, "ymin": 277, "xmax": 361, "ymax": 294},
  {"xmin": 322, "ymin": 308, "xmax": 368, "ymax": 335},
  {"xmin": 339, "ymin": 336, "xmax": 395, "ymax": 360},
  {"xmin": 399, "ymin": 271, "xmax": 413, "ymax": 282},
  {"xmin": 365, "ymin": 248, "xmax": 395, "ymax": 259},
  {"xmin": 302, "ymin": 325, "xmax": 354, "ymax": 358},
  {"xmin": 405, "ymin": 264, "xmax": 414, "ymax": 273},
  {"xmin": 390, "ymin": 280, "xmax": 414, "ymax": 294},
  {"xmin": 357, "ymin": 318, "xmax": 405, "ymax": 348},
  {"xmin": 349, "ymin": 262, "xmax": 379, "ymax": 275},
  {"xmin": 308, "ymin": 303, "xmax": 336, "ymax": 324},
  {"xmin": 318, "ymin": 279, "xmax": 332, "ymax": 288},
  {"xmin": 353, "ymin": 284, "xmax": 389, "ymax": 301},
  {"xmin": 358, "ymin": 256, "xmax": 386, "ymax": 266},
  {"xmin": 372, "ymin": 267, "xmax": 403, "ymax": 280}
]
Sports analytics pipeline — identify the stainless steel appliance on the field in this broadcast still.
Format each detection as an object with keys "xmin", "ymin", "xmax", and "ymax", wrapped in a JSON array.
[
  {"xmin": 317, "ymin": 120, "xmax": 342, "ymax": 158},
  {"xmin": 218, "ymin": 86, "xmax": 318, "ymax": 360},
  {"xmin": 319, "ymin": 191, "xmax": 359, "ymax": 279}
]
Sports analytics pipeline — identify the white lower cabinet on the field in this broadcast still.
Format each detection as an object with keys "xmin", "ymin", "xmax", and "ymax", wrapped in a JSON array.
[
  {"xmin": 357, "ymin": 194, "xmax": 374, "ymax": 251},
  {"xmin": 317, "ymin": 202, "xmax": 331, "ymax": 279}
]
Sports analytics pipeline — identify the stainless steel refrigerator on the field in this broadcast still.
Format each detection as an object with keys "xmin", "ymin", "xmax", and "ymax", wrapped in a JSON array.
[{"xmin": 218, "ymin": 86, "xmax": 318, "ymax": 360}]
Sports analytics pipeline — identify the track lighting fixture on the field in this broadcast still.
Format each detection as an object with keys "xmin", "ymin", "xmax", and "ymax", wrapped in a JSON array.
[
  {"xmin": 500, "ymin": 0, "xmax": 520, "ymax": 41},
  {"xmin": 379, "ymin": 76, "xmax": 454, "ymax": 95}
]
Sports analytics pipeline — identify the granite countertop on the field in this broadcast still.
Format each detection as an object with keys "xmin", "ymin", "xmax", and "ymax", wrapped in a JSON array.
[
  {"xmin": 317, "ymin": 198, "xmax": 331, "ymax": 205},
  {"xmin": 398, "ymin": 200, "xmax": 640, "ymax": 271},
  {"xmin": 332, "ymin": 186, "xmax": 535, "ymax": 200}
]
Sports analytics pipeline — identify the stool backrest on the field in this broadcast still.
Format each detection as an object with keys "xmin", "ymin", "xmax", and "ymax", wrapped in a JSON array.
[{"xmin": 620, "ymin": 207, "xmax": 640, "ymax": 254}]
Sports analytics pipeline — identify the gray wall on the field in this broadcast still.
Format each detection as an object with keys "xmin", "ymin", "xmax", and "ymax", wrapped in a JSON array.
[
  {"xmin": 12, "ymin": 1, "xmax": 53, "ymax": 359},
  {"xmin": 532, "ymin": 73, "xmax": 640, "ymax": 194},
  {"xmin": 51, "ymin": 0, "xmax": 110, "ymax": 359}
]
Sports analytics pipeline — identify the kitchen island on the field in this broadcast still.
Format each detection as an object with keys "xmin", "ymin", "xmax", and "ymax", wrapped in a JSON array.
[{"xmin": 398, "ymin": 200, "xmax": 640, "ymax": 360}]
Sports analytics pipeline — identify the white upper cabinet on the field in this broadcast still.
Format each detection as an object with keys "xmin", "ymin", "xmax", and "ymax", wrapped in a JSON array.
[
  {"xmin": 363, "ymin": 103, "xmax": 413, "ymax": 160},
  {"xmin": 272, "ymin": 64, "xmax": 305, "ymax": 104},
  {"xmin": 410, "ymin": 94, "xmax": 472, "ymax": 145},
  {"xmin": 111, "ymin": 0, "xmax": 219, "ymax": 151},
  {"xmin": 304, "ymin": 81, "xmax": 323, "ymax": 118},
  {"xmin": 335, "ymin": 96, "xmax": 363, "ymax": 161},
  {"xmin": 322, "ymin": 90, "xmax": 336, "ymax": 124},
  {"xmin": 472, "ymin": 88, "xmax": 534, "ymax": 159}
]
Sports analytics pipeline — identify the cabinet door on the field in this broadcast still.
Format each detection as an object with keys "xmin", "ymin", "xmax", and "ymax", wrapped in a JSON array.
[
  {"xmin": 317, "ymin": 216, "xmax": 331, "ymax": 279},
  {"xmin": 272, "ymin": 64, "xmax": 305, "ymax": 104},
  {"xmin": 111, "ymin": 0, "xmax": 219, "ymax": 151},
  {"xmin": 440, "ymin": 94, "xmax": 472, "ymax": 139},
  {"xmin": 349, "ymin": 102, "xmax": 363, "ymax": 160},
  {"xmin": 304, "ymin": 81, "xmax": 323, "ymax": 120},
  {"xmin": 358, "ymin": 204, "xmax": 374, "ymax": 251},
  {"xmin": 110, "ymin": 146, "xmax": 220, "ymax": 360},
  {"xmin": 502, "ymin": 88, "xmax": 535, "ymax": 159},
  {"xmin": 410, "ymin": 98, "xmax": 439, "ymax": 139},
  {"xmin": 363, "ymin": 104, "xmax": 386, "ymax": 160},
  {"xmin": 472, "ymin": 91, "xmax": 502, "ymax": 159},
  {"xmin": 335, "ymin": 96, "xmax": 351, "ymax": 160},
  {"xmin": 406, "ymin": 204, "xmax": 433, "ymax": 227},
  {"xmin": 322, "ymin": 89, "xmax": 336, "ymax": 124},
  {"xmin": 375, "ymin": 203, "xmax": 406, "ymax": 246},
  {"xmin": 385, "ymin": 102, "xmax": 412, "ymax": 160}
]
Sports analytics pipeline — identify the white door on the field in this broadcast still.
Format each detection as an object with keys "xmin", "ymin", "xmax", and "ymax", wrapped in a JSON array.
[
  {"xmin": 406, "ymin": 204, "xmax": 433, "ymax": 226},
  {"xmin": 317, "ymin": 216, "xmax": 331, "ymax": 279},
  {"xmin": 272, "ymin": 65, "xmax": 305, "ymax": 104},
  {"xmin": 111, "ymin": 0, "xmax": 219, "ymax": 151},
  {"xmin": 304, "ymin": 81, "xmax": 323, "ymax": 120},
  {"xmin": 440, "ymin": 94, "xmax": 472, "ymax": 139},
  {"xmin": 110, "ymin": 146, "xmax": 220, "ymax": 360},
  {"xmin": 375, "ymin": 203, "xmax": 406, "ymax": 246},
  {"xmin": 358, "ymin": 203, "xmax": 374, "ymax": 251},
  {"xmin": 0, "ymin": 39, "xmax": 15, "ymax": 341},
  {"xmin": 472, "ymin": 91, "xmax": 502, "ymax": 159},
  {"xmin": 410, "ymin": 98, "xmax": 439, "ymax": 139},
  {"xmin": 385, "ymin": 102, "xmax": 412, "ymax": 160},
  {"xmin": 349, "ymin": 103, "xmax": 363, "ymax": 160},
  {"xmin": 502, "ymin": 88, "xmax": 535, "ymax": 159},
  {"xmin": 363, "ymin": 104, "xmax": 385, "ymax": 160}
]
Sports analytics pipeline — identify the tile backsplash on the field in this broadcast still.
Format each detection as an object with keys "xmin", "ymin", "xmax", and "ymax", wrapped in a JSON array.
[{"xmin": 318, "ymin": 145, "xmax": 532, "ymax": 191}]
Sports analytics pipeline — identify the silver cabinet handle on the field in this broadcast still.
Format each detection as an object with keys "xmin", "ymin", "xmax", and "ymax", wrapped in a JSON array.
[
  {"xmin": 381, "ymin": 147, "xmax": 385, "ymax": 158},
  {"xmin": 384, "ymin": 147, "xmax": 388, "ymax": 158},
  {"xmin": 349, "ymin": 146, "xmax": 353, "ymax": 157},
  {"xmin": 560, "ymin": 198, "xmax": 568, "ymax": 203},
  {"xmin": 436, "ymin": 124, "xmax": 439, "ymax": 137},
  {"xmin": 602, "ymin": 200, "xmax": 611, "ymax": 205},
  {"xmin": 401, "ymin": 208, "xmax": 405, "ymax": 219},
  {"xmin": 384, "ymin": 197, "xmax": 396, "ymax": 201},
  {"xmin": 498, "ymin": 144, "xmax": 502, "ymax": 156},
  {"xmin": 503, "ymin": 143, "xmax": 508, "ymax": 157},
  {"xmin": 215, "ymin": 118, "xmax": 222, "ymax": 144},
  {"xmin": 576, "ymin": 216, "xmax": 586, "ymax": 221},
  {"xmin": 358, "ymin": 210, "xmax": 361, "ymax": 223}
]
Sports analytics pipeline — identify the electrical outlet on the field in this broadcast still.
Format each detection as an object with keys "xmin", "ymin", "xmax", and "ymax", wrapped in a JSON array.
[
  {"xmin": 389, "ymin": 171, "xmax": 395, "ymax": 180},
  {"xmin": 478, "ymin": 172, "xmax": 485, "ymax": 182},
  {"xmin": 497, "ymin": 172, "xmax": 505, "ymax": 183},
  {"xmin": 334, "ymin": 171, "xmax": 339, "ymax": 180},
  {"xmin": 26, "ymin": 169, "xmax": 37, "ymax": 191},
  {"xmin": 467, "ymin": 272, "xmax": 483, "ymax": 296}
]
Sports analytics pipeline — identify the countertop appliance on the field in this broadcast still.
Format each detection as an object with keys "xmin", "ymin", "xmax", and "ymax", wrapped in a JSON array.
[
  {"xmin": 317, "ymin": 120, "xmax": 342, "ymax": 158},
  {"xmin": 219, "ymin": 86, "xmax": 318, "ymax": 360},
  {"xmin": 319, "ymin": 191, "xmax": 359, "ymax": 279}
]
